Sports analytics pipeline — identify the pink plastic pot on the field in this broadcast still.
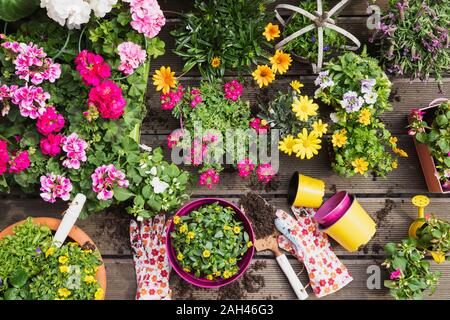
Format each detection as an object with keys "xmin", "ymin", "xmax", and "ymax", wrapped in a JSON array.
[
  {"xmin": 166, "ymin": 198, "xmax": 255, "ymax": 288},
  {"xmin": 314, "ymin": 191, "xmax": 352, "ymax": 228}
]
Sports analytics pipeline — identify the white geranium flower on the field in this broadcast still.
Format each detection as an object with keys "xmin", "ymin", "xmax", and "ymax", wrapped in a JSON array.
[
  {"xmin": 41, "ymin": 0, "xmax": 91, "ymax": 29},
  {"xmin": 151, "ymin": 177, "xmax": 169, "ymax": 194},
  {"xmin": 89, "ymin": 0, "xmax": 117, "ymax": 18}
]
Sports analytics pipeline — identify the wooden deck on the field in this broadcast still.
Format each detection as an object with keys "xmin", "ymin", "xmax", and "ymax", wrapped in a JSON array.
[{"xmin": 1, "ymin": 0, "xmax": 449, "ymax": 300}]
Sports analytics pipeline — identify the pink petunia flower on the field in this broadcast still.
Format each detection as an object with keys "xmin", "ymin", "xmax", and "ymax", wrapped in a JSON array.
[
  {"xmin": 8, "ymin": 150, "xmax": 30, "ymax": 174},
  {"xmin": 91, "ymin": 164, "xmax": 129, "ymax": 200},
  {"xmin": 237, "ymin": 158, "xmax": 255, "ymax": 178},
  {"xmin": 199, "ymin": 168, "xmax": 220, "ymax": 189},
  {"xmin": 40, "ymin": 173, "xmax": 73, "ymax": 203},
  {"xmin": 256, "ymin": 163, "xmax": 275, "ymax": 183},
  {"xmin": 88, "ymin": 80, "xmax": 126, "ymax": 119},
  {"xmin": 117, "ymin": 41, "xmax": 147, "ymax": 76},
  {"xmin": 75, "ymin": 50, "xmax": 111, "ymax": 86},
  {"xmin": 389, "ymin": 268, "xmax": 401, "ymax": 280},
  {"xmin": 40, "ymin": 134, "xmax": 63, "ymax": 157},
  {"xmin": 61, "ymin": 133, "xmax": 88, "ymax": 169},
  {"xmin": 36, "ymin": 106, "xmax": 65, "ymax": 136}
]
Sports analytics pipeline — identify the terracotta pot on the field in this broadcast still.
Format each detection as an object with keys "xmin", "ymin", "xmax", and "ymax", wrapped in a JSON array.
[
  {"xmin": 408, "ymin": 101, "xmax": 450, "ymax": 194},
  {"xmin": 0, "ymin": 217, "xmax": 107, "ymax": 299}
]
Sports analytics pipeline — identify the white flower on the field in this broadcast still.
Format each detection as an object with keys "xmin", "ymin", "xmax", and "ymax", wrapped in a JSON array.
[
  {"xmin": 145, "ymin": 167, "xmax": 157, "ymax": 175},
  {"xmin": 361, "ymin": 79, "xmax": 376, "ymax": 94},
  {"xmin": 89, "ymin": 0, "xmax": 117, "ymax": 18},
  {"xmin": 136, "ymin": 216, "xmax": 144, "ymax": 222},
  {"xmin": 330, "ymin": 113, "xmax": 340, "ymax": 123},
  {"xmin": 363, "ymin": 91, "xmax": 378, "ymax": 105},
  {"xmin": 139, "ymin": 144, "xmax": 153, "ymax": 152},
  {"xmin": 41, "ymin": 0, "xmax": 91, "ymax": 29},
  {"xmin": 151, "ymin": 177, "xmax": 169, "ymax": 194}
]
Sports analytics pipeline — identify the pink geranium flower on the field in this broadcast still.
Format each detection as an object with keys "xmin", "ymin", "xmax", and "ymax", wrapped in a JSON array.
[
  {"xmin": 88, "ymin": 80, "xmax": 126, "ymax": 119},
  {"xmin": 0, "ymin": 140, "xmax": 10, "ymax": 175},
  {"xmin": 199, "ymin": 168, "xmax": 220, "ymax": 189},
  {"xmin": 237, "ymin": 158, "xmax": 255, "ymax": 178},
  {"xmin": 117, "ymin": 41, "xmax": 147, "ymax": 76},
  {"xmin": 40, "ymin": 173, "xmax": 73, "ymax": 203},
  {"xmin": 61, "ymin": 133, "xmax": 88, "ymax": 169},
  {"xmin": 12, "ymin": 86, "xmax": 50, "ymax": 119},
  {"xmin": 256, "ymin": 163, "xmax": 275, "ymax": 183},
  {"xmin": 40, "ymin": 134, "xmax": 63, "ymax": 157},
  {"xmin": 91, "ymin": 164, "xmax": 129, "ymax": 200},
  {"xmin": 0, "ymin": 84, "xmax": 17, "ymax": 116},
  {"xmin": 127, "ymin": 0, "xmax": 166, "ymax": 39},
  {"xmin": 75, "ymin": 50, "xmax": 111, "ymax": 86},
  {"xmin": 9, "ymin": 150, "xmax": 30, "ymax": 174},
  {"xmin": 36, "ymin": 106, "xmax": 65, "ymax": 136}
]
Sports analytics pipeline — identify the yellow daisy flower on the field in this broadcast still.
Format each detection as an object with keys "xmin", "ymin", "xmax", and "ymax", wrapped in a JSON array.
[
  {"xmin": 58, "ymin": 255, "xmax": 69, "ymax": 264},
  {"xmin": 223, "ymin": 270, "xmax": 232, "ymax": 279},
  {"xmin": 58, "ymin": 288, "xmax": 71, "ymax": 298},
  {"xmin": 358, "ymin": 108, "xmax": 371, "ymax": 126},
  {"xmin": 229, "ymin": 258, "xmax": 236, "ymax": 264},
  {"xmin": 211, "ymin": 57, "xmax": 221, "ymax": 68},
  {"xmin": 292, "ymin": 96, "xmax": 319, "ymax": 122},
  {"xmin": 247, "ymin": 241, "xmax": 253, "ymax": 248},
  {"xmin": 252, "ymin": 65, "xmax": 275, "ymax": 88},
  {"xmin": 84, "ymin": 275, "xmax": 97, "ymax": 284},
  {"xmin": 392, "ymin": 160, "xmax": 398, "ymax": 169},
  {"xmin": 45, "ymin": 247, "xmax": 56, "ymax": 258},
  {"xmin": 223, "ymin": 225, "xmax": 232, "ymax": 231},
  {"xmin": 290, "ymin": 80, "xmax": 304, "ymax": 93},
  {"xmin": 233, "ymin": 226, "xmax": 241, "ymax": 234},
  {"xmin": 173, "ymin": 215, "xmax": 181, "ymax": 225},
  {"xmin": 352, "ymin": 158, "xmax": 369, "ymax": 175},
  {"xmin": 59, "ymin": 265, "xmax": 69, "ymax": 273},
  {"xmin": 187, "ymin": 231, "xmax": 195, "ymax": 239},
  {"xmin": 202, "ymin": 250, "xmax": 211, "ymax": 258},
  {"xmin": 312, "ymin": 120, "xmax": 328, "ymax": 137},
  {"xmin": 179, "ymin": 223, "xmax": 188, "ymax": 233},
  {"xmin": 279, "ymin": 135, "xmax": 296, "ymax": 156},
  {"xmin": 293, "ymin": 129, "xmax": 322, "ymax": 160},
  {"xmin": 94, "ymin": 288, "xmax": 104, "ymax": 300},
  {"xmin": 331, "ymin": 130, "xmax": 347, "ymax": 148},
  {"xmin": 263, "ymin": 23, "xmax": 280, "ymax": 41},
  {"xmin": 152, "ymin": 66, "xmax": 176, "ymax": 94},
  {"xmin": 270, "ymin": 50, "xmax": 292, "ymax": 75},
  {"xmin": 206, "ymin": 275, "xmax": 214, "ymax": 281},
  {"xmin": 215, "ymin": 271, "xmax": 221, "ymax": 277},
  {"xmin": 177, "ymin": 253, "xmax": 184, "ymax": 261}
]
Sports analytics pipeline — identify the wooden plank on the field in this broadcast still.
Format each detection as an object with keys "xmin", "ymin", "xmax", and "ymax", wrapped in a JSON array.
[
  {"xmin": 104, "ymin": 258, "xmax": 450, "ymax": 300},
  {"xmin": 141, "ymin": 78, "xmax": 450, "ymax": 135},
  {"xmin": 159, "ymin": 0, "xmax": 389, "ymax": 18},
  {"xmin": 1, "ymin": 198, "xmax": 449, "ymax": 257}
]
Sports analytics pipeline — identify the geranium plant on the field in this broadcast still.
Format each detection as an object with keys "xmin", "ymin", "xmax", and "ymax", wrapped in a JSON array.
[
  {"xmin": 155, "ymin": 76, "xmax": 276, "ymax": 188},
  {"xmin": 258, "ymin": 82, "xmax": 327, "ymax": 160},
  {"xmin": 371, "ymin": 0, "xmax": 450, "ymax": 87},
  {"xmin": 0, "ymin": 2, "xmax": 190, "ymax": 219},
  {"xmin": 382, "ymin": 239, "xmax": 441, "ymax": 300},
  {"xmin": 172, "ymin": 0, "xmax": 275, "ymax": 81},
  {"xmin": 171, "ymin": 202, "xmax": 253, "ymax": 281},
  {"xmin": 0, "ymin": 218, "xmax": 104, "ymax": 300},
  {"xmin": 315, "ymin": 51, "xmax": 408, "ymax": 177},
  {"xmin": 416, "ymin": 215, "xmax": 450, "ymax": 263},
  {"xmin": 408, "ymin": 101, "xmax": 450, "ymax": 189}
]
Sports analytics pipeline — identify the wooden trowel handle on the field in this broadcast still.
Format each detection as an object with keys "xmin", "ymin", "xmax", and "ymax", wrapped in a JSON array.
[{"xmin": 276, "ymin": 254, "xmax": 309, "ymax": 300}]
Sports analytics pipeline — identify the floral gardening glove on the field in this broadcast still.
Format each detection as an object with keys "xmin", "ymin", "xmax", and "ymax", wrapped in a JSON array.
[
  {"xmin": 275, "ymin": 207, "xmax": 353, "ymax": 298},
  {"xmin": 130, "ymin": 213, "xmax": 172, "ymax": 300}
]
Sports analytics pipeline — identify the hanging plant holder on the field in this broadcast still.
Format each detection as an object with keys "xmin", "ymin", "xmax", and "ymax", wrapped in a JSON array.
[{"xmin": 274, "ymin": 0, "xmax": 361, "ymax": 73}]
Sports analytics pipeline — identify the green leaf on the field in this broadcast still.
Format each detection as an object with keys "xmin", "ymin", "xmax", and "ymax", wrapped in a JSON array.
[
  {"xmin": 0, "ymin": 0, "xmax": 39, "ymax": 21},
  {"xmin": 146, "ymin": 37, "xmax": 166, "ymax": 59},
  {"xmin": 4, "ymin": 288, "xmax": 20, "ymax": 300},
  {"xmin": 392, "ymin": 257, "xmax": 407, "ymax": 271},
  {"xmin": 9, "ymin": 268, "xmax": 29, "ymax": 288},
  {"xmin": 113, "ymin": 187, "xmax": 134, "ymax": 202},
  {"xmin": 435, "ymin": 114, "xmax": 447, "ymax": 126},
  {"xmin": 384, "ymin": 243, "xmax": 397, "ymax": 255}
]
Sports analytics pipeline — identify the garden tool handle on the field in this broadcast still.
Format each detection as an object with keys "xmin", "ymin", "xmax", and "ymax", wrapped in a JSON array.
[
  {"xmin": 276, "ymin": 253, "xmax": 309, "ymax": 300},
  {"xmin": 52, "ymin": 193, "xmax": 86, "ymax": 248}
]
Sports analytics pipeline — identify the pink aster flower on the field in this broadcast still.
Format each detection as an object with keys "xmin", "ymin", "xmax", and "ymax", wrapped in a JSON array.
[
  {"xmin": 0, "ymin": 140, "xmax": 10, "ymax": 175},
  {"xmin": 91, "ymin": 164, "xmax": 129, "ymax": 200},
  {"xmin": 256, "ymin": 163, "xmax": 275, "ymax": 183},
  {"xmin": 9, "ymin": 150, "xmax": 30, "ymax": 174},
  {"xmin": 36, "ymin": 107, "xmax": 65, "ymax": 136},
  {"xmin": 40, "ymin": 173, "xmax": 73, "ymax": 203},
  {"xmin": 167, "ymin": 130, "xmax": 184, "ymax": 149},
  {"xmin": 190, "ymin": 94, "xmax": 203, "ymax": 108},
  {"xmin": 117, "ymin": 41, "xmax": 147, "ymax": 76},
  {"xmin": 61, "ymin": 133, "xmax": 88, "ymax": 169},
  {"xmin": 12, "ymin": 86, "xmax": 50, "ymax": 119},
  {"xmin": 390, "ymin": 268, "xmax": 401, "ymax": 280},
  {"xmin": 40, "ymin": 134, "xmax": 63, "ymax": 157},
  {"xmin": 75, "ymin": 50, "xmax": 111, "ymax": 86},
  {"xmin": 88, "ymin": 80, "xmax": 126, "ymax": 119},
  {"xmin": 250, "ymin": 117, "xmax": 269, "ymax": 134},
  {"xmin": 199, "ymin": 168, "xmax": 220, "ymax": 189},
  {"xmin": 237, "ymin": 158, "xmax": 255, "ymax": 178},
  {"xmin": 127, "ymin": 0, "xmax": 166, "ymax": 39},
  {"xmin": 224, "ymin": 80, "xmax": 243, "ymax": 101}
]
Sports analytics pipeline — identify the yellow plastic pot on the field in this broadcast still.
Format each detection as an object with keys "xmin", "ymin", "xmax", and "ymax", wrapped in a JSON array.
[
  {"xmin": 288, "ymin": 172, "xmax": 325, "ymax": 208},
  {"xmin": 321, "ymin": 196, "xmax": 376, "ymax": 252}
]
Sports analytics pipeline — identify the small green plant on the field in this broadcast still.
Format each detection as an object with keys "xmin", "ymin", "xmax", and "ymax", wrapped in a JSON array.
[
  {"xmin": 383, "ymin": 238, "xmax": 441, "ymax": 300},
  {"xmin": 172, "ymin": 0, "xmax": 275, "ymax": 81},
  {"xmin": 416, "ymin": 216, "xmax": 450, "ymax": 259},
  {"xmin": 0, "ymin": 218, "xmax": 103, "ymax": 300},
  {"xmin": 171, "ymin": 202, "xmax": 253, "ymax": 281}
]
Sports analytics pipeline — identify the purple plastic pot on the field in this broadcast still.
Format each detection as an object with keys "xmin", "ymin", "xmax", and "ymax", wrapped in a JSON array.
[
  {"xmin": 314, "ymin": 191, "xmax": 352, "ymax": 228},
  {"xmin": 166, "ymin": 198, "xmax": 255, "ymax": 288}
]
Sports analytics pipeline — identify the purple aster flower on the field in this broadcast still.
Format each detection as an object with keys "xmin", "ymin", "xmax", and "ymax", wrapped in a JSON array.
[
  {"xmin": 341, "ymin": 91, "xmax": 364, "ymax": 113},
  {"xmin": 311, "ymin": 36, "xmax": 316, "ymax": 43},
  {"xmin": 361, "ymin": 79, "xmax": 376, "ymax": 94},
  {"xmin": 36, "ymin": 247, "xmax": 42, "ymax": 255},
  {"xmin": 323, "ymin": 45, "xmax": 330, "ymax": 52}
]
